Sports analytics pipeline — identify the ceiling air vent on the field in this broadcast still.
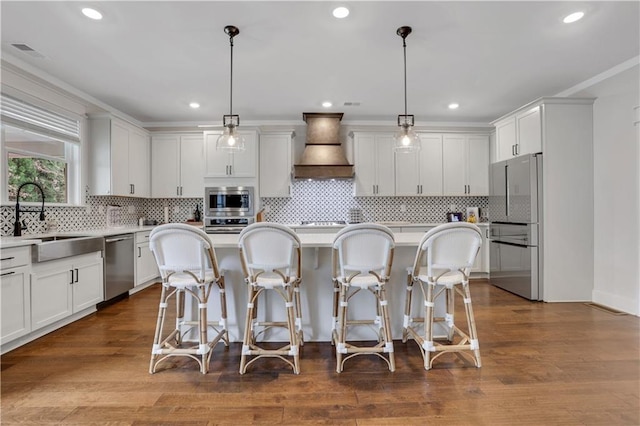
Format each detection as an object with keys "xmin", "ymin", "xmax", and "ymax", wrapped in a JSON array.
[
  {"xmin": 11, "ymin": 43, "xmax": 45, "ymax": 58},
  {"xmin": 343, "ymin": 101, "xmax": 361, "ymax": 107}
]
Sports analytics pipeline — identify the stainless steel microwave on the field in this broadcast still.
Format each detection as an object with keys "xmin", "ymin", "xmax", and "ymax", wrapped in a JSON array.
[{"xmin": 204, "ymin": 186, "xmax": 254, "ymax": 218}]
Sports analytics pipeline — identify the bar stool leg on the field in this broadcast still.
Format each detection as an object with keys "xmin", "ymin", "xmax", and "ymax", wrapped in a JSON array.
[
  {"xmin": 402, "ymin": 273, "xmax": 414, "ymax": 343},
  {"xmin": 335, "ymin": 283, "xmax": 349, "ymax": 373},
  {"xmin": 378, "ymin": 284, "xmax": 395, "ymax": 372},
  {"xmin": 423, "ymin": 279, "xmax": 436, "ymax": 370},
  {"xmin": 240, "ymin": 285, "xmax": 257, "ymax": 374},
  {"xmin": 461, "ymin": 280, "xmax": 481, "ymax": 367},
  {"xmin": 285, "ymin": 287, "xmax": 300, "ymax": 374},
  {"xmin": 217, "ymin": 277, "xmax": 230, "ymax": 346},
  {"xmin": 150, "ymin": 284, "xmax": 169, "ymax": 374}
]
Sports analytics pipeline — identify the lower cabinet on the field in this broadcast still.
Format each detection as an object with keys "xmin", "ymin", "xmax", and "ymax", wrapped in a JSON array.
[
  {"xmin": 135, "ymin": 231, "xmax": 159, "ymax": 287},
  {"xmin": 1, "ymin": 246, "xmax": 31, "ymax": 344},
  {"xmin": 31, "ymin": 252, "xmax": 104, "ymax": 330}
]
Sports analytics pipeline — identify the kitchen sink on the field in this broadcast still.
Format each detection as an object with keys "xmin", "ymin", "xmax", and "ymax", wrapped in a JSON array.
[{"xmin": 32, "ymin": 235, "xmax": 105, "ymax": 263}]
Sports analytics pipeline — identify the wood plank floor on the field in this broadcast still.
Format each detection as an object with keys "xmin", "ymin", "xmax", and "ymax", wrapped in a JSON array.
[{"xmin": 2, "ymin": 280, "xmax": 639, "ymax": 425}]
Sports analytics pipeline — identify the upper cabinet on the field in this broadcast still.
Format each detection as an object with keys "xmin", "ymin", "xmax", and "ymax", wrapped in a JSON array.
[
  {"xmin": 151, "ymin": 133, "xmax": 204, "ymax": 198},
  {"xmin": 395, "ymin": 134, "xmax": 443, "ymax": 196},
  {"xmin": 353, "ymin": 132, "xmax": 395, "ymax": 196},
  {"xmin": 443, "ymin": 134, "xmax": 489, "ymax": 196},
  {"xmin": 89, "ymin": 117, "xmax": 150, "ymax": 197},
  {"xmin": 259, "ymin": 131, "xmax": 294, "ymax": 197},
  {"xmin": 493, "ymin": 105, "xmax": 542, "ymax": 162},
  {"xmin": 204, "ymin": 130, "xmax": 258, "ymax": 178}
]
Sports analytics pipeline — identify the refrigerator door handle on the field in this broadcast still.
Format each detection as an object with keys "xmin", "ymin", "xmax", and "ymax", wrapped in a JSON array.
[{"xmin": 505, "ymin": 164, "xmax": 510, "ymax": 218}]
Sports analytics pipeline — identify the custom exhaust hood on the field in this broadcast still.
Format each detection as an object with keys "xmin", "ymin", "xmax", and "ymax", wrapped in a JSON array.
[{"xmin": 293, "ymin": 112, "xmax": 354, "ymax": 179}]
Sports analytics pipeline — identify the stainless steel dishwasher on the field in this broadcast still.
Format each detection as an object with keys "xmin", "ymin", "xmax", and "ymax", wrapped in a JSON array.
[{"xmin": 104, "ymin": 233, "xmax": 134, "ymax": 301}]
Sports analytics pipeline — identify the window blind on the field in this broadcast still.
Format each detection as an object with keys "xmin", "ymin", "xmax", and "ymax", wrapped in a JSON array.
[{"xmin": 0, "ymin": 93, "xmax": 81, "ymax": 144}]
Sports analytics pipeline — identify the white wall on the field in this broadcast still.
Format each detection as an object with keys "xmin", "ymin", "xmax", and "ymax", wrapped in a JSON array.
[{"xmin": 577, "ymin": 65, "xmax": 639, "ymax": 315}]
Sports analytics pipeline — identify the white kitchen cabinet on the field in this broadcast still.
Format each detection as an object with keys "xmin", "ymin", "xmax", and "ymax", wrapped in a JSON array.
[
  {"xmin": 353, "ymin": 132, "xmax": 395, "ymax": 196},
  {"xmin": 151, "ymin": 133, "xmax": 204, "ymax": 198},
  {"xmin": 204, "ymin": 130, "xmax": 258, "ymax": 178},
  {"xmin": 472, "ymin": 225, "xmax": 490, "ymax": 274},
  {"xmin": 259, "ymin": 131, "xmax": 294, "ymax": 197},
  {"xmin": 135, "ymin": 231, "xmax": 159, "ymax": 287},
  {"xmin": 31, "ymin": 252, "xmax": 104, "ymax": 330},
  {"xmin": 89, "ymin": 117, "xmax": 150, "ymax": 197},
  {"xmin": 443, "ymin": 134, "xmax": 489, "ymax": 196},
  {"xmin": 493, "ymin": 105, "xmax": 542, "ymax": 162},
  {"xmin": 395, "ymin": 134, "xmax": 443, "ymax": 196},
  {"xmin": 1, "ymin": 247, "xmax": 31, "ymax": 344}
]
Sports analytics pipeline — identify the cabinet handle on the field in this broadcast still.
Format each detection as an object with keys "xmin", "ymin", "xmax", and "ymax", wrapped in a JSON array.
[
  {"xmin": 177, "ymin": 186, "xmax": 180, "ymax": 196},
  {"xmin": 75, "ymin": 268, "xmax": 79, "ymax": 283},
  {"xmin": 70, "ymin": 270, "xmax": 74, "ymax": 284},
  {"xmin": 0, "ymin": 271, "xmax": 15, "ymax": 276},
  {"xmin": 138, "ymin": 247, "xmax": 142, "ymax": 258},
  {"xmin": 1, "ymin": 256, "xmax": 15, "ymax": 261},
  {"xmin": 180, "ymin": 186, "xmax": 183, "ymax": 196},
  {"xmin": 516, "ymin": 144, "xmax": 519, "ymax": 155}
]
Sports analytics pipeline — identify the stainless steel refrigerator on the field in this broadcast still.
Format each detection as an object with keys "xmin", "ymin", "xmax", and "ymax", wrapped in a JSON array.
[{"xmin": 488, "ymin": 154, "xmax": 543, "ymax": 300}]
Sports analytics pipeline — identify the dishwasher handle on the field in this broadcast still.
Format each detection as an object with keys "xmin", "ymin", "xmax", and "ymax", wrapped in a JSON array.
[{"xmin": 105, "ymin": 235, "xmax": 134, "ymax": 243}]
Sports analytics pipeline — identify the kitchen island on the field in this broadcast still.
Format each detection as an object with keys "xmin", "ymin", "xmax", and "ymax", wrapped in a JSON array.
[{"xmin": 199, "ymin": 231, "xmax": 464, "ymax": 342}]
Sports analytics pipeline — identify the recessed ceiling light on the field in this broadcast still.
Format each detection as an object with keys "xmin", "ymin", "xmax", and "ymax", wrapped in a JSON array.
[
  {"xmin": 563, "ymin": 11, "xmax": 584, "ymax": 24},
  {"xmin": 333, "ymin": 7, "xmax": 349, "ymax": 19},
  {"xmin": 448, "ymin": 103, "xmax": 459, "ymax": 110},
  {"xmin": 82, "ymin": 7, "xmax": 103, "ymax": 20},
  {"xmin": 189, "ymin": 102, "xmax": 200, "ymax": 109},
  {"xmin": 322, "ymin": 101, "xmax": 333, "ymax": 108}
]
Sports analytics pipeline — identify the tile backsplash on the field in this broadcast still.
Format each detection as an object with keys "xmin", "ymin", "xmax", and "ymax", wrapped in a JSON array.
[{"xmin": 1, "ymin": 180, "xmax": 488, "ymax": 236}]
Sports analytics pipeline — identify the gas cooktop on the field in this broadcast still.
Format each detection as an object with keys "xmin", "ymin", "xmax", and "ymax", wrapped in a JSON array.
[{"xmin": 300, "ymin": 221, "xmax": 347, "ymax": 226}]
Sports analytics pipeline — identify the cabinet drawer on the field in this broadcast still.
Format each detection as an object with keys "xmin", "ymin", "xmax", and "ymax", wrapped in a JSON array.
[
  {"xmin": 1, "ymin": 246, "xmax": 31, "ymax": 269},
  {"xmin": 136, "ymin": 231, "xmax": 151, "ymax": 244}
]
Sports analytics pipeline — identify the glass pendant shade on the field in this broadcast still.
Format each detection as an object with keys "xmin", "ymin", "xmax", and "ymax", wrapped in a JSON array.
[
  {"xmin": 394, "ymin": 123, "xmax": 421, "ymax": 153},
  {"xmin": 216, "ymin": 123, "xmax": 245, "ymax": 152}
]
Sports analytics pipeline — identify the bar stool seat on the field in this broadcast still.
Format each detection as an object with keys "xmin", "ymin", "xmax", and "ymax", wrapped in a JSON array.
[{"xmin": 148, "ymin": 224, "xmax": 229, "ymax": 374}]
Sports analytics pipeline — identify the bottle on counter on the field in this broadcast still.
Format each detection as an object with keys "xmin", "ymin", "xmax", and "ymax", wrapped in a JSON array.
[{"xmin": 194, "ymin": 205, "xmax": 201, "ymax": 222}]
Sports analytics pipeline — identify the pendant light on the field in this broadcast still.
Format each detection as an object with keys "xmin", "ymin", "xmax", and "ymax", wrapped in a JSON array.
[
  {"xmin": 394, "ymin": 26, "xmax": 420, "ymax": 153},
  {"xmin": 217, "ymin": 25, "xmax": 245, "ymax": 152}
]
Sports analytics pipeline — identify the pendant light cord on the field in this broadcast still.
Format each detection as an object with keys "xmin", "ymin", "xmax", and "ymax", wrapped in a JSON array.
[
  {"xmin": 229, "ymin": 34, "xmax": 234, "ymax": 117},
  {"xmin": 403, "ymin": 37, "xmax": 408, "ymax": 119}
]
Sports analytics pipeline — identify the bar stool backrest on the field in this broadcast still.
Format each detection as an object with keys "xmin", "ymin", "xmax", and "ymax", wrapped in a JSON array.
[
  {"xmin": 149, "ymin": 223, "xmax": 221, "ymax": 282},
  {"xmin": 238, "ymin": 223, "xmax": 301, "ymax": 280},
  {"xmin": 333, "ymin": 223, "xmax": 395, "ymax": 280},
  {"xmin": 411, "ymin": 222, "xmax": 482, "ymax": 278}
]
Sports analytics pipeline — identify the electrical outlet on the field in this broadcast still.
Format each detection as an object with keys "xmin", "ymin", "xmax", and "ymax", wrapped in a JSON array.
[
  {"xmin": 449, "ymin": 204, "xmax": 457, "ymax": 211},
  {"xmin": 400, "ymin": 204, "xmax": 407, "ymax": 213},
  {"xmin": 127, "ymin": 205, "xmax": 135, "ymax": 214},
  {"xmin": 173, "ymin": 206, "xmax": 180, "ymax": 214},
  {"xmin": 263, "ymin": 205, "xmax": 270, "ymax": 213},
  {"xmin": 85, "ymin": 205, "xmax": 91, "ymax": 214}
]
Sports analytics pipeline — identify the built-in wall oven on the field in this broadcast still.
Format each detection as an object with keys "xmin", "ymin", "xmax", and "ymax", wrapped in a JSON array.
[{"xmin": 204, "ymin": 186, "xmax": 254, "ymax": 234}]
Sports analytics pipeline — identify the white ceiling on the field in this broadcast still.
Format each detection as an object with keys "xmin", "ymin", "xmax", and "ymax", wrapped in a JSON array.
[{"xmin": 1, "ymin": 1, "xmax": 639, "ymax": 127}]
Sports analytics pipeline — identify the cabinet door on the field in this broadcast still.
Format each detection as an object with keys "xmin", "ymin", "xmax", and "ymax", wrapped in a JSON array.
[
  {"xmin": 467, "ymin": 135, "xmax": 489, "ymax": 195},
  {"xmin": 517, "ymin": 106, "xmax": 542, "ymax": 156},
  {"xmin": 204, "ymin": 131, "xmax": 230, "ymax": 177},
  {"xmin": 151, "ymin": 135, "xmax": 180, "ymax": 198},
  {"xmin": 180, "ymin": 135, "xmax": 205, "ymax": 197},
  {"xmin": 260, "ymin": 133, "xmax": 292, "ymax": 197},
  {"xmin": 419, "ymin": 134, "xmax": 444, "ymax": 196},
  {"xmin": 129, "ymin": 129, "xmax": 150, "ymax": 197},
  {"xmin": 229, "ymin": 131, "xmax": 257, "ymax": 177},
  {"xmin": 443, "ymin": 134, "xmax": 467, "ymax": 195},
  {"xmin": 1, "ymin": 265, "xmax": 31, "ymax": 343},
  {"xmin": 110, "ymin": 120, "xmax": 130, "ymax": 196},
  {"xmin": 72, "ymin": 257, "xmax": 104, "ymax": 312},
  {"xmin": 395, "ymin": 150, "xmax": 420, "ymax": 196},
  {"xmin": 136, "ymin": 242, "xmax": 159, "ymax": 286},
  {"xmin": 354, "ymin": 134, "xmax": 377, "ymax": 196},
  {"xmin": 375, "ymin": 136, "xmax": 395, "ymax": 196},
  {"xmin": 495, "ymin": 117, "xmax": 516, "ymax": 162},
  {"xmin": 31, "ymin": 265, "xmax": 73, "ymax": 330}
]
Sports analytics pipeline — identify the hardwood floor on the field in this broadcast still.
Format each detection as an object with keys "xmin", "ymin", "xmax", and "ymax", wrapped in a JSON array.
[{"xmin": 2, "ymin": 281, "xmax": 638, "ymax": 425}]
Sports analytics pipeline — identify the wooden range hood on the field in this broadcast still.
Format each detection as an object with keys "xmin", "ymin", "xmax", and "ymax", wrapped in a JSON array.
[{"xmin": 293, "ymin": 112, "xmax": 354, "ymax": 180}]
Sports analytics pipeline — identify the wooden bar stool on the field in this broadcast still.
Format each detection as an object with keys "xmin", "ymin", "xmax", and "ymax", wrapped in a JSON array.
[
  {"xmin": 148, "ymin": 224, "xmax": 229, "ymax": 374},
  {"xmin": 238, "ymin": 223, "xmax": 303, "ymax": 374},
  {"xmin": 332, "ymin": 223, "xmax": 395, "ymax": 372},
  {"xmin": 402, "ymin": 222, "xmax": 482, "ymax": 370}
]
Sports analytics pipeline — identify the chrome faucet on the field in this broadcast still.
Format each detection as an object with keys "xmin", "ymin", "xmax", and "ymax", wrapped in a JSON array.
[{"xmin": 13, "ymin": 182, "xmax": 46, "ymax": 237}]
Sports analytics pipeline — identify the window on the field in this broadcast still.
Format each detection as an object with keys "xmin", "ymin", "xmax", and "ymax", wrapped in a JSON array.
[{"xmin": 1, "ymin": 94, "xmax": 81, "ymax": 205}]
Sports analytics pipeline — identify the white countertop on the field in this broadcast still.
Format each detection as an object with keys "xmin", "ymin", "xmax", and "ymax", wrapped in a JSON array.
[{"xmin": 0, "ymin": 226, "xmax": 157, "ymax": 249}]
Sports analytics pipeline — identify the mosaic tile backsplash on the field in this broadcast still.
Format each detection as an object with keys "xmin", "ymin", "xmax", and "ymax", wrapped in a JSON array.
[{"xmin": 1, "ymin": 180, "xmax": 488, "ymax": 236}]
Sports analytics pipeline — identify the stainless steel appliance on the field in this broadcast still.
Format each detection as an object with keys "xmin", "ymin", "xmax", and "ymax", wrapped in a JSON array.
[
  {"xmin": 489, "ymin": 154, "xmax": 543, "ymax": 300},
  {"xmin": 204, "ymin": 186, "xmax": 254, "ymax": 234},
  {"xmin": 104, "ymin": 234, "xmax": 134, "ymax": 301}
]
